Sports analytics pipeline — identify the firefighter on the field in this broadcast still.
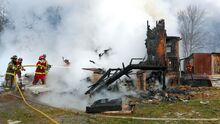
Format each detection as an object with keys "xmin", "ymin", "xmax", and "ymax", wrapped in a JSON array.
[
  {"xmin": 186, "ymin": 61, "xmax": 193, "ymax": 80},
  {"xmin": 186, "ymin": 62, "xmax": 193, "ymax": 73},
  {"xmin": 5, "ymin": 55, "xmax": 18, "ymax": 89},
  {"xmin": 32, "ymin": 55, "xmax": 47, "ymax": 85},
  {"xmin": 16, "ymin": 58, "xmax": 25, "ymax": 87},
  {"xmin": 42, "ymin": 54, "xmax": 51, "ymax": 74}
]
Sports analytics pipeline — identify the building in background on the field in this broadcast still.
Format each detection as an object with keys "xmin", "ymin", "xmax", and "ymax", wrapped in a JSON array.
[{"xmin": 184, "ymin": 53, "xmax": 220, "ymax": 76}]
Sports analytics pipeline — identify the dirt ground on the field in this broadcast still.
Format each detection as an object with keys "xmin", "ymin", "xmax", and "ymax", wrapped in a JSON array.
[
  {"xmin": 1, "ymin": 87, "xmax": 220, "ymax": 124},
  {"xmin": 0, "ymin": 92, "xmax": 90, "ymax": 124}
]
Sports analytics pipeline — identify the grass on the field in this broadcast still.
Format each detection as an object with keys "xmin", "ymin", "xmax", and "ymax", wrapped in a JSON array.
[
  {"xmin": 1, "ymin": 87, "xmax": 220, "ymax": 124},
  {"xmin": 133, "ymin": 98, "xmax": 220, "ymax": 119}
]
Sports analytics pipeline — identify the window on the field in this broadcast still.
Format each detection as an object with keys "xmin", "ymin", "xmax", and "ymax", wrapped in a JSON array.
[
  {"xmin": 166, "ymin": 42, "xmax": 172, "ymax": 53},
  {"xmin": 166, "ymin": 47, "xmax": 171, "ymax": 53}
]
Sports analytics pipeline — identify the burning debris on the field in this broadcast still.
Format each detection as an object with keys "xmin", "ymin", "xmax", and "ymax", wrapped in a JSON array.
[
  {"xmin": 89, "ymin": 60, "xmax": 96, "ymax": 64},
  {"xmin": 137, "ymin": 87, "xmax": 192, "ymax": 103},
  {"xmin": 95, "ymin": 48, "xmax": 112, "ymax": 59},
  {"xmin": 62, "ymin": 57, "xmax": 70, "ymax": 65},
  {"xmin": 84, "ymin": 19, "xmax": 182, "ymax": 96},
  {"xmin": 82, "ymin": 68, "xmax": 105, "ymax": 74},
  {"xmin": 85, "ymin": 58, "xmax": 166, "ymax": 95}
]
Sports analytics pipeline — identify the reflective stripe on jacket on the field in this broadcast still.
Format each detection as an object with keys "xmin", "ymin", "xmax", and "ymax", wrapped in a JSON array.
[
  {"xmin": 35, "ymin": 72, "xmax": 46, "ymax": 75},
  {"xmin": 6, "ymin": 62, "xmax": 17, "ymax": 77},
  {"xmin": 6, "ymin": 72, "xmax": 15, "ymax": 76},
  {"xmin": 35, "ymin": 61, "xmax": 46, "ymax": 75}
]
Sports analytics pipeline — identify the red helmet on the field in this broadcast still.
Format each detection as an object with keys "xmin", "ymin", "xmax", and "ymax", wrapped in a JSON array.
[{"xmin": 39, "ymin": 55, "xmax": 44, "ymax": 60}]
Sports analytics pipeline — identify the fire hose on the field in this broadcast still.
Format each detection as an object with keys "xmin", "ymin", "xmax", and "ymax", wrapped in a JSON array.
[
  {"xmin": 22, "ymin": 64, "xmax": 73, "ymax": 69},
  {"xmin": 1, "ymin": 64, "xmax": 72, "ymax": 123},
  {"xmin": 14, "ymin": 75, "xmax": 59, "ymax": 124}
]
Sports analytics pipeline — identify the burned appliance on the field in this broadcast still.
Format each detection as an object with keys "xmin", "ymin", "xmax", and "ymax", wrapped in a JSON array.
[{"xmin": 86, "ymin": 98, "xmax": 122, "ymax": 113}]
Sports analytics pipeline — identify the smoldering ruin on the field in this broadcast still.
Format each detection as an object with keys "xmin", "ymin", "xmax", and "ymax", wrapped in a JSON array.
[
  {"xmin": 82, "ymin": 18, "xmax": 220, "ymax": 113},
  {"xmin": 1, "ymin": 0, "xmax": 220, "ymax": 123}
]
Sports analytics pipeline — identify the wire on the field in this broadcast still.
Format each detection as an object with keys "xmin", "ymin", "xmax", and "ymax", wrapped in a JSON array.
[
  {"xmin": 22, "ymin": 65, "xmax": 36, "ymax": 67},
  {"xmin": 22, "ymin": 64, "xmax": 73, "ymax": 69}
]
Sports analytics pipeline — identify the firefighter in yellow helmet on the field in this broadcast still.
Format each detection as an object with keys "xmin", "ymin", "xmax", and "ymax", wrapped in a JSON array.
[{"xmin": 5, "ymin": 55, "xmax": 19, "ymax": 89}]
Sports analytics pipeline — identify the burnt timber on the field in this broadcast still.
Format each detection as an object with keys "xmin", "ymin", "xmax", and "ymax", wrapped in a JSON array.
[{"xmin": 85, "ymin": 60, "xmax": 166, "ymax": 95}]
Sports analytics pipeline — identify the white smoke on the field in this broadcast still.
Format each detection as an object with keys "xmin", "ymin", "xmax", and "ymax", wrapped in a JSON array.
[{"xmin": 0, "ymin": 0, "xmax": 220, "ymax": 110}]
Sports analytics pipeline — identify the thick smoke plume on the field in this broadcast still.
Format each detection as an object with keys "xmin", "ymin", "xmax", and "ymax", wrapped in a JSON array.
[{"xmin": 0, "ymin": 0, "xmax": 220, "ymax": 110}]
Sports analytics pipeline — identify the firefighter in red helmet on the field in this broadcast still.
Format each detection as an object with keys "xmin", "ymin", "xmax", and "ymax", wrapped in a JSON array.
[{"xmin": 32, "ymin": 55, "xmax": 47, "ymax": 85}]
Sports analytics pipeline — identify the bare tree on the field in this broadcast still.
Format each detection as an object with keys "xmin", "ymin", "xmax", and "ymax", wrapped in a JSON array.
[
  {"xmin": 0, "ymin": 3, "xmax": 7, "ymax": 32},
  {"xmin": 178, "ymin": 5, "xmax": 206, "ymax": 57},
  {"xmin": 0, "ymin": 2, "xmax": 7, "ymax": 49},
  {"xmin": 210, "ymin": 21, "xmax": 220, "ymax": 52}
]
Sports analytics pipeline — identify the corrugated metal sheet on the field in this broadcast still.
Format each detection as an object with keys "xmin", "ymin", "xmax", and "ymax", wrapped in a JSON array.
[
  {"xmin": 184, "ymin": 53, "xmax": 220, "ymax": 76},
  {"xmin": 193, "ymin": 53, "xmax": 211, "ymax": 75},
  {"xmin": 184, "ymin": 53, "xmax": 212, "ymax": 75}
]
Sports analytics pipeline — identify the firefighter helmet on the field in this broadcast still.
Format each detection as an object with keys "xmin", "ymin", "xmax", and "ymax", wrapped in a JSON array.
[
  {"xmin": 39, "ymin": 55, "xmax": 44, "ymax": 60},
  {"xmin": 43, "ymin": 54, "xmax": 46, "ymax": 59},
  {"xmin": 18, "ymin": 58, "xmax": 23, "ymax": 62},
  {"xmin": 186, "ymin": 63, "xmax": 192, "ymax": 73},
  {"xmin": 11, "ymin": 55, "xmax": 17, "ymax": 60}
]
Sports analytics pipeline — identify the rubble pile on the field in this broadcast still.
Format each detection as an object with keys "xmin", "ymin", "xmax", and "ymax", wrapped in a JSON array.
[{"xmin": 138, "ymin": 88, "xmax": 192, "ymax": 103}]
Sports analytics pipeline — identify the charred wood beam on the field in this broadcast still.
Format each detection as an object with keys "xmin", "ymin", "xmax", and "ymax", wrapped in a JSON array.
[
  {"xmin": 162, "ymin": 71, "xmax": 166, "ymax": 90},
  {"xmin": 85, "ymin": 63, "xmax": 167, "ymax": 95}
]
